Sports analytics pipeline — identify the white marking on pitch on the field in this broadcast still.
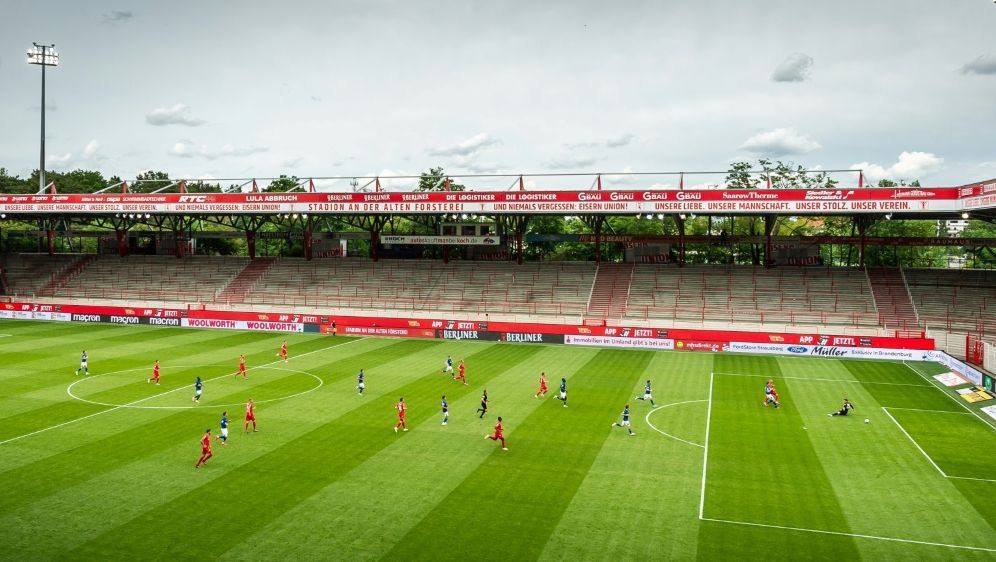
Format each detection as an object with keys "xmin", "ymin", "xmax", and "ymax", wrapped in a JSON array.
[
  {"xmin": 701, "ymin": 517, "xmax": 996, "ymax": 553},
  {"xmin": 697, "ymin": 372, "xmax": 715, "ymax": 521},
  {"xmin": 902, "ymin": 360, "xmax": 996, "ymax": 430},
  {"xmin": 699, "ymin": 369, "xmax": 996, "ymax": 552},
  {"xmin": 644, "ymin": 399, "xmax": 707, "ymax": 448},
  {"xmin": 66, "ymin": 365, "xmax": 323, "ymax": 410},
  {"xmin": 882, "ymin": 406, "xmax": 996, "ymax": 484},
  {"xmin": 0, "ymin": 337, "xmax": 367, "ymax": 446},
  {"xmin": 712, "ymin": 371, "xmax": 932, "ymax": 388}
]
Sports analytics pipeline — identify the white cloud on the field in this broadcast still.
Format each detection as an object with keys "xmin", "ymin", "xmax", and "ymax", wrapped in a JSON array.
[
  {"xmin": 102, "ymin": 10, "xmax": 134, "ymax": 24},
  {"xmin": 427, "ymin": 133, "xmax": 501, "ymax": 157},
  {"xmin": 739, "ymin": 128, "xmax": 822, "ymax": 156},
  {"xmin": 851, "ymin": 151, "xmax": 944, "ymax": 182},
  {"xmin": 605, "ymin": 133, "xmax": 635, "ymax": 148},
  {"xmin": 771, "ymin": 53, "xmax": 814, "ymax": 82},
  {"xmin": 146, "ymin": 104, "xmax": 206, "ymax": 127},
  {"xmin": 545, "ymin": 154, "xmax": 597, "ymax": 170},
  {"xmin": 170, "ymin": 141, "xmax": 268, "ymax": 160},
  {"xmin": 458, "ymin": 161, "xmax": 508, "ymax": 174},
  {"xmin": 82, "ymin": 139, "xmax": 100, "ymax": 158},
  {"xmin": 961, "ymin": 54, "xmax": 996, "ymax": 75},
  {"xmin": 169, "ymin": 141, "xmax": 197, "ymax": 158},
  {"xmin": 219, "ymin": 144, "xmax": 267, "ymax": 157},
  {"xmin": 48, "ymin": 152, "xmax": 74, "ymax": 169},
  {"xmin": 46, "ymin": 139, "xmax": 103, "ymax": 171},
  {"xmin": 567, "ymin": 133, "xmax": 635, "ymax": 150}
]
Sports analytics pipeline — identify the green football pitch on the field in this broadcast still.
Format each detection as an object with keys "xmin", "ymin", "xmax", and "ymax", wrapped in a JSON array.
[{"xmin": 1, "ymin": 320, "xmax": 994, "ymax": 561}]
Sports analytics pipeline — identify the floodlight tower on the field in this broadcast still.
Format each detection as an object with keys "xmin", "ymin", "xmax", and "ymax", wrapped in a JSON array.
[{"xmin": 27, "ymin": 43, "xmax": 59, "ymax": 192}]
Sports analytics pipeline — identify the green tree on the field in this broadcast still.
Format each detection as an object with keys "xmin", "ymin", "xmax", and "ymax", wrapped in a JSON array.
[
  {"xmin": 132, "ymin": 170, "xmax": 170, "ymax": 193},
  {"xmin": 265, "ymin": 175, "xmax": 300, "ymax": 192},
  {"xmin": 726, "ymin": 159, "xmax": 837, "ymax": 189},
  {"xmin": 418, "ymin": 167, "xmax": 465, "ymax": 191},
  {"xmin": 0, "ymin": 168, "xmax": 31, "ymax": 193}
]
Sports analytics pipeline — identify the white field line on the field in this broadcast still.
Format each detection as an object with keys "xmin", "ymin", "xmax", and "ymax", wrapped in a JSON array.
[
  {"xmin": 882, "ymin": 406, "xmax": 971, "ymax": 415},
  {"xmin": 66, "ymin": 366, "xmax": 323, "ymax": 410},
  {"xmin": 0, "ymin": 334, "xmax": 13, "ymax": 338},
  {"xmin": 0, "ymin": 337, "xmax": 367, "ymax": 446},
  {"xmin": 698, "ymin": 372, "xmax": 715, "ymax": 521},
  {"xmin": 701, "ymin": 517, "xmax": 996, "ymax": 553},
  {"xmin": 947, "ymin": 475, "xmax": 996, "ymax": 483},
  {"xmin": 644, "ymin": 399, "xmax": 707, "ymax": 448},
  {"xmin": 881, "ymin": 406, "xmax": 948, "ymax": 478},
  {"xmin": 713, "ymin": 371, "xmax": 931, "ymax": 388},
  {"xmin": 902, "ymin": 360, "xmax": 996, "ymax": 430},
  {"xmin": 883, "ymin": 406, "xmax": 996, "ymax": 484}
]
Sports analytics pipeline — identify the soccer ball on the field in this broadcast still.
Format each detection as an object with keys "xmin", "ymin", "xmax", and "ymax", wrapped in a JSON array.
[{"xmin": 864, "ymin": 418, "xmax": 870, "ymax": 424}]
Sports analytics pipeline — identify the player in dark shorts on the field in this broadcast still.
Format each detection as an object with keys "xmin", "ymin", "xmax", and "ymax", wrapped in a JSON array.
[
  {"xmin": 477, "ymin": 389, "xmax": 489, "ymax": 419},
  {"xmin": 829, "ymin": 398, "xmax": 854, "ymax": 416}
]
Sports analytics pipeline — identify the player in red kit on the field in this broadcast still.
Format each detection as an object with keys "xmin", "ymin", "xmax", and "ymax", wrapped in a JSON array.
[
  {"xmin": 195, "ymin": 428, "xmax": 213, "ymax": 469},
  {"xmin": 485, "ymin": 416, "xmax": 508, "ymax": 450},
  {"xmin": 245, "ymin": 398, "xmax": 258, "ymax": 432},
  {"xmin": 394, "ymin": 397, "xmax": 408, "ymax": 432},
  {"xmin": 237, "ymin": 354, "xmax": 247, "ymax": 379},
  {"xmin": 278, "ymin": 341, "xmax": 288, "ymax": 362},
  {"xmin": 453, "ymin": 360, "xmax": 467, "ymax": 385},
  {"xmin": 534, "ymin": 372, "xmax": 548, "ymax": 398},
  {"xmin": 147, "ymin": 360, "xmax": 160, "ymax": 385}
]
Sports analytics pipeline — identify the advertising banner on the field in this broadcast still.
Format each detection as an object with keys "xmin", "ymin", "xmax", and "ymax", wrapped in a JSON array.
[
  {"xmin": 435, "ymin": 329, "xmax": 502, "ymax": 341},
  {"xmin": 501, "ymin": 332, "xmax": 565, "ymax": 344},
  {"xmin": 0, "ymin": 300, "xmax": 936, "ymax": 351},
  {"xmin": 0, "ymin": 187, "xmax": 970, "ymax": 216},
  {"xmin": 923, "ymin": 351, "xmax": 985, "ymax": 386},
  {"xmin": 381, "ymin": 235, "xmax": 501, "ymax": 246},
  {"xmin": 727, "ymin": 341, "xmax": 932, "ymax": 361},
  {"xmin": 180, "ymin": 318, "xmax": 304, "ymax": 332},
  {"xmin": 341, "ymin": 326, "xmax": 435, "ymax": 338},
  {"xmin": 565, "ymin": 334, "xmax": 675, "ymax": 350},
  {"xmin": 674, "ymin": 340, "xmax": 727, "ymax": 352}
]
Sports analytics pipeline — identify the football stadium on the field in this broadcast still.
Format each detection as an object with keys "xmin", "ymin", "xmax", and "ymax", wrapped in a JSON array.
[{"xmin": 2, "ymin": 2, "xmax": 996, "ymax": 560}]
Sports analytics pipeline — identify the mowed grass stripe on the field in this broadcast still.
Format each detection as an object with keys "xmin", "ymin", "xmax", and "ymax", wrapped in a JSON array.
[
  {"xmin": 539, "ymin": 351, "xmax": 715, "ymax": 561},
  {"xmin": 0, "ymin": 323, "xmax": 305, "ymax": 401},
  {"xmin": 216, "ymin": 344, "xmax": 593, "ymax": 561},
  {"xmin": 0, "ymin": 336, "xmax": 381, "ymax": 472},
  {"xmin": 383, "ymin": 348, "xmax": 653, "ymax": 561},
  {"xmin": 0, "ymin": 338, "xmax": 438, "ymax": 559},
  {"xmin": 700, "ymin": 355, "xmax": 862, "ymax": 557},
  {"xmin": 0, "ymin": 371, "xmax": 312, "ymax": 515},
  {"xmin": 841, "ymin": 360, "xmax": 960, "ymax": 412},
  {"xmin": 67, "ymin": 342, "xmax": 542, "ymax": 560},
  {"xmin": 0, "ymin": 329, "xmax": 339, "ymax": 437}
]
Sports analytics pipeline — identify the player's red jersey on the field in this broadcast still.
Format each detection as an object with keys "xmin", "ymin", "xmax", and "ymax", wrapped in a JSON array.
[
  {"xmin": 153, "ymin": 364, "xmax": 160, "ymax": 376},
  {"xmin": 458, "ymin": 363, "xmax": 465, "ymax": 377},
  {"xmin": 240, "ymin": 358, "xmax": 246, "ymax": 368},
  {"xmin": 540, "ymin": 375, "xmax": 547, "ymax": 388},
  {"xmin": 493, "ymin": 420, "xmax": 503, "ymax": 438},
  {"xmin": 396, "ymin": 401, "xmax": 406, "ymax": 418},
  {"xmin": 200, "ymin": 433, "xmax": 211, "ymax": 452},
  {"xmin": 246, "ymin": 401, "xmax": 255, "ymax": 420}
]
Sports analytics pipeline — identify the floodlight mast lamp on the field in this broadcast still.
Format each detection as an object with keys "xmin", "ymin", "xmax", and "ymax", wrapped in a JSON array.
[{"xmin": 27, "ymin": 43, "xmax": 59, "ymax": 193}]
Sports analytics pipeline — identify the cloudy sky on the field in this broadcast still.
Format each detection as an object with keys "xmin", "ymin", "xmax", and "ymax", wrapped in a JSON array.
[{"xmin": 1, "ymin": 0, "xmax": 994, "ymax": 190}]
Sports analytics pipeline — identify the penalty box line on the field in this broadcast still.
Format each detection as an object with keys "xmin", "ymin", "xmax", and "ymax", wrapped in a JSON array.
[
  {"xmin": 882, "ymin": 406, "xmax": 996, "ymax": 484},
  {"xmin": 700, "ymin": 517, "xmax": 996, "ymax": 553},
  {"xmin": 0, "ymin": 337, "xmax": 368, "ymax": 447},
  {"xmin": 902, "ymin": 360, "xmax": 996, "ymax": 431},
  {"xmin": 698, "ymin": 373, "xmax": 996, "ymax": 552},
  {"xmin": 712, "ymin": 371, "xmax": 932, "ymax": 388}
]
